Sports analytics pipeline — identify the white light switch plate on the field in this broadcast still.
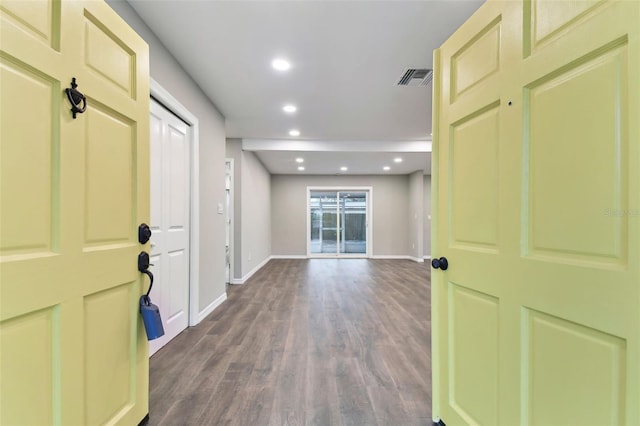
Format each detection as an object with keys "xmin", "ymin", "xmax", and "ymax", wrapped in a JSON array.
[{"xmin": 218, "ymin": 203, "xmax": 223, "ymax": 214}]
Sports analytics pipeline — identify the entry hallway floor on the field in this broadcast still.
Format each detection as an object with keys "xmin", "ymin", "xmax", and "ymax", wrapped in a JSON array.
[{"xmin": 148, "ymin": 259, "xmax": 432, "ymax": 425}]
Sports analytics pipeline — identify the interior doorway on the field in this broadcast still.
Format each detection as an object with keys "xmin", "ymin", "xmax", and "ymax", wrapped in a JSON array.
[
  {"xmin": 307, "ymin": 187, "xmax": 372, "ymax": 258},
  {"xmin": 224, "ymin": 159, "xmax": 234, "ymax": 288}
]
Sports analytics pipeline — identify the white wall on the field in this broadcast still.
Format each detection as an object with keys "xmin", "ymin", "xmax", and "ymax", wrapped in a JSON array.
[
  {"xmin": 240, "ymin": 151, "xmax": 271, "ymax": 278},
  {"xmin": 225, "ymin": 139, "xmax": 272, "ymax": 281},
  {"xmin": 424, "ymin": 175, "xmax": 432, "ymax": 258},
  {"xmin": 409, "ymin": 171, "xmax": 424, "ymax": 260},
  {"xmin": 271, "ymin": 175, "xmax": 411, "ymax": 257},
  {"xmin": 107, "ymin": 0, "xmax": 227, "ymax": 313}
]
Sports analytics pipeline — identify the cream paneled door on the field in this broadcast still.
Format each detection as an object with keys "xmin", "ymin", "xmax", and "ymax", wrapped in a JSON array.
[
  {"xmin": 0, "ymin": 1, "xmax": 150, "ymax": 425},
  {"xmin": 149, "ymin": 98, "xmax": 190, "ymax": 356},
  {"xmin": 432, "ymin": 0, "xmax": 639, "ymax": 424}
]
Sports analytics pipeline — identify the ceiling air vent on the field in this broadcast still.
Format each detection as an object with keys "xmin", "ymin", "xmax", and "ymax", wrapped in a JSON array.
[{"xmin": 397, "ymin": 68, "xmax": 433, "ymax": 87}]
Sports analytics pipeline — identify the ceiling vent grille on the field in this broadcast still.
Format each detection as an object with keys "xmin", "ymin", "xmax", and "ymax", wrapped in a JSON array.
[{"xmin": 397, "ymin": 68, "xmax": 433, "ymax": 87}]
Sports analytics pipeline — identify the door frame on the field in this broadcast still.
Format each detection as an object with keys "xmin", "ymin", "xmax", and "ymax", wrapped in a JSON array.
[
  {"xmin": 150, "ymin": 78, "xmax": 201, "ymax": 327},
  {"xmin": 306, "ymin": 186, "xmax": 373, "ymax": 258},
  {"xmin": 225, "ymin": 158, "xmax": 235, "ymax": 286},
  {"xmin": 431, "ymin": 48, "xmax": 442, "ymax": 423}
]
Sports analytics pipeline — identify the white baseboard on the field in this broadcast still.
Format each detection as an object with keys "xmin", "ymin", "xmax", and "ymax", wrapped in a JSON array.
[
  {"xmin": 371, "ymin": 255, "xmax": 424, "ymax": 263},
  {"xmin": 271, "ymin": 255, "xmax": 308, "ymax": 259},
  {"xmin": 423, "ymin": 255, "xmax": 432, "ymax": 260},
  {"xmin": 371, "ymin": 255, "xmax": 407, "ymax": 260},
  {"xmin": 232, "ymin": 255, "xmax": 272, "ymax": 285},
  {"xmin": 196, "ymin": 291, "xmax": 227, "ymax": 324}
]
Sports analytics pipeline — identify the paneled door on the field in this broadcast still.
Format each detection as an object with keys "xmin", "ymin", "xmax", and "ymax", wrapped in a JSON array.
[
  {"xmin": 149, "ymin": 98, "xmax": 190, "ymax": 356},
  {"xmin": 432, "ymin": 0, "xmax": 639, "ymax": 424},
  {"xmin": 0, "ymin": 1, "xmax": 150, "ymax": 424}
]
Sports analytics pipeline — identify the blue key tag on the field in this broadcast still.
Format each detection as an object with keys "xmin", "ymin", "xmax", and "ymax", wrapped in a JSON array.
[{"xmin": 140, "ymin": 295, "xmax": 164, "ymax": 341}]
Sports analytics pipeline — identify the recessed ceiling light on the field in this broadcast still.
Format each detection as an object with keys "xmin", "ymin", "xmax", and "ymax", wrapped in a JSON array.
[
  {"xmin": 340, "ymin": 166, "xmax": 348, "ymax": 171},
  {"xmin": 289, "ymin": 129, "xmax": 300, "ymax": 136},
  {"xmin": 295, "ymin": 158, "xmax": 304, "ymax": 163},
  {"xmin": 394, "ymin": 157, "xmax": 403, "ymax": 163},
  {"xmin": 383, "ymin": 166, "xmax": 391, "ymax": 171},
  {"xmin": 283, "ymin": 104, "xmax": 297, "ymax": 113},
  {"xmin": 271, "ymin": 58, "xmax": 291, "ymax": 71},
  {"xmin": 298, "ymin": 166, "xmax": 305, "ymax": 171}
]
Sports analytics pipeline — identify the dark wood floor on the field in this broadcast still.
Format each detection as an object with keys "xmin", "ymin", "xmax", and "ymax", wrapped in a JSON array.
[{"xmin": 148, "ymin": 259, "xmax": 432, "ymax": 425}]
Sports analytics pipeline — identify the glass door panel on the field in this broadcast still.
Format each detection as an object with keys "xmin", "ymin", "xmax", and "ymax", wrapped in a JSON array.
[
  {"xmin": 339, "ymin": 192, "xmax": 367, "ymax": 254},
  {"xmin": 310, "ymin": 191, "xmax": 338, "ymax": 254}
]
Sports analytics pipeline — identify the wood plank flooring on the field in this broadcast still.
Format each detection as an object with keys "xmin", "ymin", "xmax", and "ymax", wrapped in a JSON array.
[{"xmin": 148, "ymin": 259, "xmax": 432, "ymax": 425}]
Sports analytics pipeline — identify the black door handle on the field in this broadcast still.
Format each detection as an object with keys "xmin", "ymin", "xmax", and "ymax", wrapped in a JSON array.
[
  {"xmin": 431, "ymin": 257, "xmax": 448, "ymax": 271},
  {"xmin": 138, "ymin": 251, "xmax": 155, "ymax": 298},
  {"xmin": 138, "ymin": 251, "xmax": 151, "ymax": 272}
]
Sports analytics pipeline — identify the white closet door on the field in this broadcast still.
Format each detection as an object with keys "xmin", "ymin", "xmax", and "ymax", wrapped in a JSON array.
[{"xmin": 149, "ymin": 98, "xmax": 190, "ymax": 356}]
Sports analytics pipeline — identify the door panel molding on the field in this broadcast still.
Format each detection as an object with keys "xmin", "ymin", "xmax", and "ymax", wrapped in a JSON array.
[{"xmin": 521, "ymin": 307, "xmax": 626, "ymax": 425}]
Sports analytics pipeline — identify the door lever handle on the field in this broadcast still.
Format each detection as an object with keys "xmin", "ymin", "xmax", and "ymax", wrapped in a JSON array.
[
  {"xmin": 142, "ymin": 270, "xmax": 154, "ymax": 299},
  {"xmin": 138, "ymin": 251, "xmax": 155, "ymax": 298}
]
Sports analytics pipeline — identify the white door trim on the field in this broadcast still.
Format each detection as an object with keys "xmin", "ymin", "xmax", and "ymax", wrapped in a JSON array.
[
  {"xmin": 306, "ymin": 186, "xmax": 373, "ymax": 258},
  {"xmin": 150, "ymin": 78, "xmax": 201, "ymax": 327}
]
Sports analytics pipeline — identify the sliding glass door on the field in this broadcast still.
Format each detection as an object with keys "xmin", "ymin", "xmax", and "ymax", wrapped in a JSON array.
[
  {"xmin": 339, "ymin": 192, "xmax": 367, "ymax": 254},
  {"xmin": 310, "ymin": 191, "xmax": 338, "ymax": 254},
  {"xmin": 309, "ymin": 189, "xmax": 369, "ymax": 257}
]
